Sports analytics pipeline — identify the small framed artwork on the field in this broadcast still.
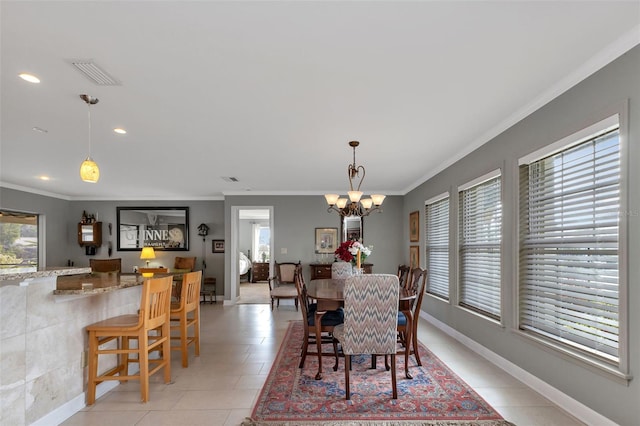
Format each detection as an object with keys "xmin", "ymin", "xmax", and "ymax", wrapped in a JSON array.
[
  {"xmin": 212, "ymin": 239, "xmax": 225, "ymax": 253},
  {"xmin": 315, "ymin": 227, "xmax": 338, "ymax": 254},
  {"xmin": 409, "ymin": 211, "xmax": 420, "ymax": 242},
  {"xmin": 409, "ymin": 245, "xmax": 420, "ymax": 270}
]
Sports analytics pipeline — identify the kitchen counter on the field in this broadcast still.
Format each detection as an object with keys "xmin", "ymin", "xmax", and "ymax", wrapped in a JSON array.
[
  {"xmin": 0, "ymin": 267, "xmax": 91, "ymax": 286},
  {"xmin": 54, "ymin": 272, "xmax": 145, "ymax": 295}
]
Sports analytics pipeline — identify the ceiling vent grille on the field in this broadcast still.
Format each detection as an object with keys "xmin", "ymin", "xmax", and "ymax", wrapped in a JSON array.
[{"xmin": 69, "ymin": 60, "xmax": 121, "ymax": 86}]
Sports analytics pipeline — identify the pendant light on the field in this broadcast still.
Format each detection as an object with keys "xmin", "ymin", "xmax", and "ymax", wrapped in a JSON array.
[{"xmin": 79, "ymin": 94, "xmax": 100, "ymax": 183}]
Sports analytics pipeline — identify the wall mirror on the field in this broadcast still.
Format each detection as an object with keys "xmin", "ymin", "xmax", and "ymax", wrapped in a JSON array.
[
  {"xmin": 341, "ymin": 216, "xmax": 363, "ymax": 242},
  {"xmin": 117, "ymin": 207, "xmax": 189, "ymax": 251}
]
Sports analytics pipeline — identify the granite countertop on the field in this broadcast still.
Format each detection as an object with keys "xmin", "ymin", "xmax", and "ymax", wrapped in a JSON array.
[
  {"xmin": 0, "ymin": 267, "xmax": 92, "ymax": 282},
  {"xmin": 54, "ymin": 273, "xmax": 145, "ymax": 295}
]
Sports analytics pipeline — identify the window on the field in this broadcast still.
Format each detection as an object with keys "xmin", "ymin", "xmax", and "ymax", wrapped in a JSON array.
[
  {"xmin": 458, "ymin": 171, "xmax": 502, "ymax": 320},
  {"xmin": 425, "ymin": 194, "xmax": 449, "ymax": 299},
  {"xmin": 0, "ymin": 210, "xmax": 39, "ymax": 274},
  {"xmin": 253, "ymin": 224, "xmax": 270, "ymax": 262},
  {"xmin": 519, "ymin": 116, "xmax": 621, "ymax": 365}
]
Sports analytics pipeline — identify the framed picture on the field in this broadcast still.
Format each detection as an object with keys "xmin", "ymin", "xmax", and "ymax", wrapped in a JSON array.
[
  {"xmin": 410, "ymin": 245, "xmax": 420, "ymax": 270},
  {"xmin": 212, "ymin": 239, "xmax": 225, "ymax": 253},
  {"xmin": 315, "ymin": 227, "xmax": 338, "ymax": 254},
  {"xmin": 409, "ymin": 210, "xmax": 420, "ymax": 242},
  {"xmin": 116, "ymin": 206, "xmax": 189, "ymax": 251}
]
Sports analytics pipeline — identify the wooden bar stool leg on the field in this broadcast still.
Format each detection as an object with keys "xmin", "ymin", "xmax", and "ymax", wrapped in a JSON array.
[
  {"xmin": 139, "ymin": 331, "xmax": 150, "ymax": 402},
  {"xmin": 87, "ymin": 331, "xmax": 98, "ymax": 405}
]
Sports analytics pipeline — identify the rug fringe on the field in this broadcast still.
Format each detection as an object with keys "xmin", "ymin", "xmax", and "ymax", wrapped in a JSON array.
[{"xmin": 241, "ymin": 418, "xmax": 516, "ymax": 426}]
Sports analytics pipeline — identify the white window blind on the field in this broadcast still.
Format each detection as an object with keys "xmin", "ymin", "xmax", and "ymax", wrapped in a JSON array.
[
  {"xmin": 459, "ymin": 175, "xmax": 502, "ymax": 319},
  {"xmin": 425, "ymin": 196, "xmax": 449, "ymax": 299},
  {"xmin": 519, "ymin": 126, "xmax": 620, "ymax": 363}
]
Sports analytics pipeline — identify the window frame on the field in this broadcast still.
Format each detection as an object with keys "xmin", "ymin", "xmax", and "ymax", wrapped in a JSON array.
[
  {"xmin": 424, "ymin": 192, "xmax": 450, "ymax": 300},
  {"xmin": 457, "ymin": 169, "xmax": 503, "ymax": 321},
  {"xmin": 516, "ymin": 111, "xmax": 630, "ymax": 379}
]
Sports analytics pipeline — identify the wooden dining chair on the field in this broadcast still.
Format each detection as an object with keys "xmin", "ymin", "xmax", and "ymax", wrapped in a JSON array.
[
  {"xmin": 332, "ymin": 274, "xmax": 400, "ymax": 400},
  {"xmin": 397, "ymin": 268, "xmax": 428, "ymax": 368},
  {"xmin": 268, "ymin": 261, "xmax": 300, "ymax": 310},
  {"xmin": 170, "ymin": 270, "xmax": 202, "ymax": 368},
  {"xmin": 86, "ymin": 275, "xmax": 172, "ymax": 404},
  {"xmin": 293, "ymin": 266, "xmax": 343, "ymax": 370},
  {"xmin": 331, "ymin": 261, "xmax": 353, "ymax": 279},
  {"xmin": 397, "ymin": 264, "xmax": 411, "ymax": 290},
  {"xmin": 90, "ymin": 258, "xmax": 122, "ymax": 273}
]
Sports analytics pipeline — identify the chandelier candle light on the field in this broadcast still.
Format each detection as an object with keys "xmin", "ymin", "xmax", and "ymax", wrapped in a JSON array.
[{"xmin": 324, "ymin": 141, "xmax": 385, "ymax": 217}]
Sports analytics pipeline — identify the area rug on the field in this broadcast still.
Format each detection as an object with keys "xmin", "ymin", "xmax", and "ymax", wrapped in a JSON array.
[
  {"xmin": 246, "ymin": 321, "xmax": 515, "ymax": 426},
  {"xmin": 238, "ymin": 282, "xmax": 271, "ymax": 305}
]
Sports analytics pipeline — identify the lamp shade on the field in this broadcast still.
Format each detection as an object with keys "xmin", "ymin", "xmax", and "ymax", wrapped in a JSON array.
[
  {"xmin": 140, "ymin": 247, "xmax": 156, "ymax": 260},
  {"xmin": 80, "ymin": 157, "xmax": 100, "ymax": 183}
]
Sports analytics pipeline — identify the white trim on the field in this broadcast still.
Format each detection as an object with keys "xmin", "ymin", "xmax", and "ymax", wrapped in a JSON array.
[
  {"xmin": 30, "ymin": 381, "xmax": 118, "ymax": 426},
  {"xmin": 424, "ymin": 191, "xmax": 449, "ymax": 206},
  {"xmin": 518, "ymin": 114, "xmax": 619, "ymax": 165},
  {"xmin": 420, "ymin": 311, "xmax": 618, "ymax": 426},
  {"xmin": 457, "ymin": 168, "xmax": 501, "ymax": 192}
]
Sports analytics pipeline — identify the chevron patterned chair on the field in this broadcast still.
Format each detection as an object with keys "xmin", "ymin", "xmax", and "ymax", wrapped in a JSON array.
[
  {"xmin": 332, "ymin": 274, "xmax": 400, "ymax": 400},
  {"xmin": 331, "ymin": 261, "xmax": 353, "ymax": 279}
]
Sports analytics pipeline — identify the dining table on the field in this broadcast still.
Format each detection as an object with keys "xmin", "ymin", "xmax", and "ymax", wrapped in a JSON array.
[{"xmin": 307, "ymin": 278, "xmax": 417, "ymax": 380}]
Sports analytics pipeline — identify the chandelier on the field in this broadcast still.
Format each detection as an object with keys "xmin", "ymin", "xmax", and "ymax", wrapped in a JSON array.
[
  {"xmin": 324, "ymin": 141, "xmax": 385, "ymax": 217},
  {"xmin": 79, "ymin": 94, "xmax": 100, "ymax": 183}
]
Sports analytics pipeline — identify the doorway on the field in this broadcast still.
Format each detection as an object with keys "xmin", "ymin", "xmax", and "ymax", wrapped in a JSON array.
[{"xmin": 230, "ymin": 206, "xmax": 274, "ymax": 304}]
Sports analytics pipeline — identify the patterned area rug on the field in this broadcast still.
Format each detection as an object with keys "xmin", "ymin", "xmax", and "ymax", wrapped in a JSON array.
[{"xmin": 246, "ymin": 321, "xmax": 515, "ymax": 426}]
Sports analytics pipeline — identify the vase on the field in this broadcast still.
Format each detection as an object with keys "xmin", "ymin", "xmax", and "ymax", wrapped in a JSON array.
[{"xmin": 352, "ymin": 265, "xmax": 364, "ymax": 275}]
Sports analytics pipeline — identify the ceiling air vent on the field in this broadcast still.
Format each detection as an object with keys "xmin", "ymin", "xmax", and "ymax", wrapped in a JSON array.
[
  {"xmin": 221, "ymin": 177, "xmax": 239, "ymax": 182},
  {"xmin": 68, "ymin": 60, "xmax": 121, "ymax": 86}
]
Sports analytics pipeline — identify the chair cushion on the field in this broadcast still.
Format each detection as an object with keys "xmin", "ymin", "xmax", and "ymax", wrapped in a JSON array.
[
  {"xmin": 270, "ymin": 285, "xmax": 297, "ymax": 297},
  {"xmin": 397, "ymin": 311, "xmax": 407, "ymax": 326},
  {"xmin": 307, "ymin": 308, "xmax": 344, "ymax": 326}
]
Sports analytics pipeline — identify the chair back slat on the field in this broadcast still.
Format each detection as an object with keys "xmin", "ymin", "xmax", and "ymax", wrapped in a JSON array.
[
  {"xmin": 142, "ymin": 276, "xmax": 173, "ymax": 330},
  {"xmin": 397, "ymin": 264, "xmax": 411, "ymax": 290},
  {"xmin": 180, "ymin": 271, "xmax": 203, "ymax": 312},
  {"xmin": 410, "ymin": 268, "xmax": 428, "ymax": 316},
  {"xmin": 342, "ymin": 274, "xmax": 399, "ymax": 355}
]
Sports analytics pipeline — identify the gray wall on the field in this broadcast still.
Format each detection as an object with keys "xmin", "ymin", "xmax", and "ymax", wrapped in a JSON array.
[
  {"xmin": 224, "ymin": 195, "xmax": 404, "ymax": 299},
  {"xmin": 404, "ymin": 46, "xmax": 640, "ymax": 424},
  {"xmin": 0, "ymin": 192, "xmax": 226, "ymax": 296}
]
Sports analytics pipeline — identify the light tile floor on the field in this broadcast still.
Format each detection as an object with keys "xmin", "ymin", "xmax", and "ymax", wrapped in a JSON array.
[{"xmin": 61, "ymin": 302, "xmax": 585, "ymax": 426}]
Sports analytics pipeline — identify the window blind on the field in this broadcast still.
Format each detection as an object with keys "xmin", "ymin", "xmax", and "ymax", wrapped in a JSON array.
[
  {"xmin": 519, "ymin": 128, "xmax": 620, "ymax": 362},
  {"xmin": 425, "ymin": 196, "xmax": 449, "ymax": 299},
  {"xmin": 459, "ymin": 176, "xmax": 502, "ymax": 319}
]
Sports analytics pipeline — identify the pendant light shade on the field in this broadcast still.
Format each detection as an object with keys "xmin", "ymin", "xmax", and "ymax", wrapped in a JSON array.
[
  {"xmin": 79, "ymin": 94, "xmax": 100, "ymax": 183},
  {"xmin": 80, "ymin": 157, "xmax": 100, "ymax": 183}
]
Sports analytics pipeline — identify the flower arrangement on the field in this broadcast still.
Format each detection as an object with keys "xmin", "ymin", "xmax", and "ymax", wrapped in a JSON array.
[{"xmin": 334, "ymin": 240, "xmax": 372, "ymax": 266}]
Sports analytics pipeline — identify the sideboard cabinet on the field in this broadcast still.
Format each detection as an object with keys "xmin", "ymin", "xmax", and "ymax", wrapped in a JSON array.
[{"xmin": 309, "ymin": 263, "xmax": 373, "ymax": 280}]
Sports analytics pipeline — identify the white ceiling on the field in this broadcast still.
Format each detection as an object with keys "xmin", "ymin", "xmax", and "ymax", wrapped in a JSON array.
[{"xmin": 1, "ymin": 1, "xmax": 638, "ymax": 201}]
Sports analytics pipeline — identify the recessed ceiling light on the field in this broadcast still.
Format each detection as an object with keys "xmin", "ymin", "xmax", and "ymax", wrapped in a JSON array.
[
  {"xmin": 39, "ymin": 175, "xmax": 50, "ymax": 181},
  {"xmin": 113, "ymin": 128, "xmax": 127, "ymax": 134},
  {"xmin": 19, "ymin": 73, "xmax": 40, "ymax": 83}
]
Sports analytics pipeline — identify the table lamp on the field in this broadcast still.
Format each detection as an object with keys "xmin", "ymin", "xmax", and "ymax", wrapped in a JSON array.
[{"xmin": 140, "ymin": 246, "xmax": 155, "ymax": 267}]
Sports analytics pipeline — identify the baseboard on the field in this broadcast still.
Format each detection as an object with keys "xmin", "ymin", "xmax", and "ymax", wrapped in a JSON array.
[
  {"xmin": 30, "ymin": 381, "xmax": 119, "ymax": 426},
  {"xmin": 420, "ymin": 311, "xmax": 617, "ymax": 426}
]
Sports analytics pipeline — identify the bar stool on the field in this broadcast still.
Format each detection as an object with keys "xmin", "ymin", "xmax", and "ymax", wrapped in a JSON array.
[
  {"xmin": 170, "ymin": 271, "xmax": 202, "ymax": 367},
  {"xmin": 86, "ymin": 275, "xmax": 172, "ymax": 405}
]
